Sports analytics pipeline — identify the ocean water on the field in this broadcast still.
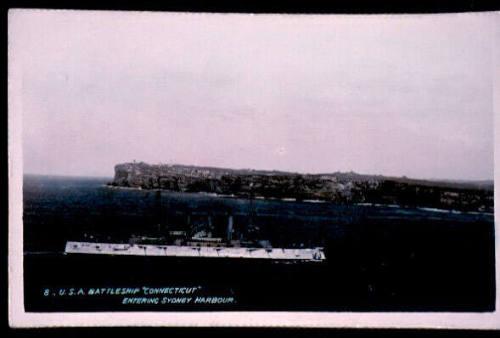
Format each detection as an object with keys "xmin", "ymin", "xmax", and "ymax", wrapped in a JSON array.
[{"xmin": 23, "ymin": 175, "xmax": 495, "ymax": 312}]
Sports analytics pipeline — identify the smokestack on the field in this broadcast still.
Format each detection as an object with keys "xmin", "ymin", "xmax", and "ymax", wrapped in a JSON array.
[
  {"xmin": 207, "ymin": 214, "xmax": 213, "ymax": 237},
  {"xmin": 227, "ymin": 214, "xmax": 233, "ymax": 242}
]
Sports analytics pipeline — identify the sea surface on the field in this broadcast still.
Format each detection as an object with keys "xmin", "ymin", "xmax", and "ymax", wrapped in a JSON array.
[{"xmin": 23, "ymin": 175, "xmax": 495, "ymax": 312}]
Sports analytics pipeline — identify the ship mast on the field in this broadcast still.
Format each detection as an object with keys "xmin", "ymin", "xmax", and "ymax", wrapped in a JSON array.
[
  {"xmin": 247, "ymin": 181, "xmax": 257, "ymax": 241},
  {"xmin": 155, "ymin": 189, "xmax": 165, "ymax": 234}
]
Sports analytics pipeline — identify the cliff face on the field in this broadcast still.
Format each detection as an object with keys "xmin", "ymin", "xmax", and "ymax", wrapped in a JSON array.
[{"xmin": 109, "ymin": 162, "xmax": 493, "ymax": 213}]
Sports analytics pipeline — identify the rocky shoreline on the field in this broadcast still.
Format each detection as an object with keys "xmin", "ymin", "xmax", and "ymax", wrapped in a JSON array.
[{"xmin": 108, "ymin": 162, "xmax": 493, "ymax": 213}]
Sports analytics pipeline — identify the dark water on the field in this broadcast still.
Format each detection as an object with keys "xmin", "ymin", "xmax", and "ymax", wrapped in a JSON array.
[{"xmin": 23, "ymin": 175, "xmax": 496, "ymax": 312}]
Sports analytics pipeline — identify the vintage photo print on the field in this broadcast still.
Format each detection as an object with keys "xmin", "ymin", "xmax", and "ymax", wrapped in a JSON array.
[{"xmin": 8, "ymin": 9, "xmax": 500, "ymax": 328}]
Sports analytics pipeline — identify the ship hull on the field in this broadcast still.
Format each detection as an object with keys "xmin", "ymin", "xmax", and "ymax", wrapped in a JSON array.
[{"xmin": 64, "ymin": 241, "xmax": 326, "ymax": 262}]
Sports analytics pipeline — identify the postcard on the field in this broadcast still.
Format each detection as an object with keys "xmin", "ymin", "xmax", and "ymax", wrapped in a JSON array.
[{"xmin": 8, "ymin": 9, "xmax": 500, "ymax": 328}]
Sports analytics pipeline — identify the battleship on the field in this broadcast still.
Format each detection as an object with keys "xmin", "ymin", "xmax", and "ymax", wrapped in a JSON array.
[
  {"xmin": 64, "ymin": 227, "xmax": 326, "ymax": 262},
  {"xmin": 64, "ymin": 182, "xmax": 326, "ymax": 262},
  {"xmin": 64, "ymin": 241, "xmax": 326, "ymax": 262},
  {"xmin": 64, "ymin": 207, "xmax": 326, "ymax": 262}
]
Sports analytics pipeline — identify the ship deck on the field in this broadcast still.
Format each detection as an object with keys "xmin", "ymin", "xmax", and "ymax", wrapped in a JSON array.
[{"xmin": 64, "ymin": 241, "xmax": 326, "ymax": 261}]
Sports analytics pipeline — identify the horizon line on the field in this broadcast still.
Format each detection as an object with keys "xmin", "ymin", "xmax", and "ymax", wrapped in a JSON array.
[{"xmin": 23, "ymin": 166, "xmax": 494, "ymax": 184}]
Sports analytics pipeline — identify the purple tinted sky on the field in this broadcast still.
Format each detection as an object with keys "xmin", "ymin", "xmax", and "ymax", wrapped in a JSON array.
[{"xmin": 13, "ymin": 11, "xmax": 495, "ymax": 179}]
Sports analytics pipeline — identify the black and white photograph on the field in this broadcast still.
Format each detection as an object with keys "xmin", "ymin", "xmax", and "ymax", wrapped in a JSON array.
[{"xmin": 8, "ymin": 9, "xmax": 500, "ymax": 328}]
